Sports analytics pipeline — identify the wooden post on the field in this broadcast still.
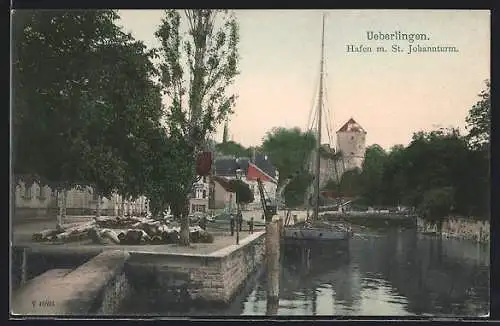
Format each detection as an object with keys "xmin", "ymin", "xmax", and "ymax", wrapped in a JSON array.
[
  {"xmin": 265, "ymin": 219, "xmax": 280, "ymax": 314},
  {"xmin": 57, "ymin": 190, "xmax": 63, "ymax": 226},
  {"xmin": 96, "ymin": 195, "xmax": 101, "ymax": 218},
  {"xmin": 266, "ymin": 296, "xmax": 279, "ymax": 315},
  {"xmin": 278, "ymin": 217, "xmax": 284, "ymax": 237}
]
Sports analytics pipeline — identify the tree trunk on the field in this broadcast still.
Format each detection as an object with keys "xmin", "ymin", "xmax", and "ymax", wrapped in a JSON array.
[
  {"xmin": 95, "ymin": 195, "xmax": 101, "ymax": 218},
  {"xmin": 114, "ymin": 195, "xmax": 119, "ymax": 217},
  {"xmin": 57, "ymin": 189, "xmax": 64, "ymax": 227},
  {"xmin": 62, "ymin": 189, "xmax": 68, "ymax": 218},
  {"xmin": 179, "ymin": 196, "xmax": 191, "ymax": 246},
  {"xmin": 121, "ymin": 198, "xmax": 125, "ymax": 217}
]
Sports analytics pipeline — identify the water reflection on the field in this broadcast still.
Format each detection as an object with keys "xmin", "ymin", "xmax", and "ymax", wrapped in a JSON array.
[
  {"xmin": 240, "ymin": 228, "xmax": 489, "ymax": 317},
  {"xmin": 120, "ymin": 227, "xmax": 489, "ymax": 317}
]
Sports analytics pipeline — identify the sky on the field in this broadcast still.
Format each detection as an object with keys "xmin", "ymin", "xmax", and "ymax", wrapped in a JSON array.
[{"xmin": 118, "ymin": 10, "xmax": 490, "ymax": 150}]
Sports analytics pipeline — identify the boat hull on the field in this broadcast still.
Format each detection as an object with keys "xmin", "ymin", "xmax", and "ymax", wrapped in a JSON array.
[{"xmin": 283, "ymin": 227, "xmax": 350, "ymax": 241}]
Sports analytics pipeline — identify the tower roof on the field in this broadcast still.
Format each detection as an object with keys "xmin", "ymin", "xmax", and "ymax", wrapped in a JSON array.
[{"xmin": 337, "ymin": 118, "xmax": 366, "ymax": 133}]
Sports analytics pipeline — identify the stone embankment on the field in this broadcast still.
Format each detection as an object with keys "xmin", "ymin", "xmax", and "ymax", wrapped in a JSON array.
[
  {"xmin": 12, "ymin": 229, "xmax": 268, "ymax": 316},
  {"xmin": 12, "ymin": 250, "xmax": 130, "ymax": 315},
  {"xmin": 125, "ymin": 231, "xmax": 266, "ymax": 305},
  {"xmin": 417, "ymin": 216, "xmax": 489, "ymax": 244}
]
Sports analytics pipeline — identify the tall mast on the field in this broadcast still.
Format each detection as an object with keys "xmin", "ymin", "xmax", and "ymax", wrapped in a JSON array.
[{"xmin": 313, "ymin": 13, "xmax": 326, "ymax": 221}]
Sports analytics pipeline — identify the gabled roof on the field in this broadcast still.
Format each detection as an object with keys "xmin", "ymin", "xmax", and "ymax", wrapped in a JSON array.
[
  {"xmin": 337, "ymin": 118, "xmax": 366, "ymax": 133},
  {"xmin": 212, "ymin": 176, "xmax": 234, "ymax": 192},
  {"xmin": 247, "ymin": 162, "xmax": 278, "ymax": 184},
  {"xmin": 213, "ymin": 154, "xmax": 278, "ymax": 179}
]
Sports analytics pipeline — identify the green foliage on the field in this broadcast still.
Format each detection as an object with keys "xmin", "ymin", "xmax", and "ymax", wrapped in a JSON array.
[
  {"xmin": 230, "ymin": 179, "xmax": 254, "ymax": 204},
  {"xmin": 155, "ymin": 10, "xmax": 240, "ymax": 245},
  {"xmin": 261, "ymin": 127, "xmax": 316, "ymax": 186},
  {"xmin": 359, "ymin": 145, "xmax": 387, "ymax": 204},
  {"xmin": 283, "ymin": 172, "xmax": 314, "ymax": 208},
  {"xmin": 339, "ymin": 168, "xmax": 362, "ymax": 196},
  {"xmin": 465, "ymin": 80, "xmax": 490, "ymax": 152},
  {"xmin": 323, "ymin": 179, "xmax": 338, "ymax": 192},
  {"xmin": 327, "ymin": 85, "xmax": 491, "ymax": 220},
  {"xmin": 419, "ymin": 187, "xmax": 455, "ymax": 223},
  {"xmin": 13, "ymin": 9, "xmax": 163, "ymax": 201},
  {"xmin": 215, "ymin": 140, "xmax": 251, "ymax": 158},
  {"xmin": 13, "ymin": 10, "xmax": 119, "ymax": 190},
  {"xmin": 358, "ymin": 125, "xmax": 489, "ymax": 219}
]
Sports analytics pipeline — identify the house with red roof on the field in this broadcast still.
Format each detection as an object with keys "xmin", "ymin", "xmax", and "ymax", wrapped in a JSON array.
[{"xmin": 210, "ymin": 154, "xmax": 278, "ymax": 211}]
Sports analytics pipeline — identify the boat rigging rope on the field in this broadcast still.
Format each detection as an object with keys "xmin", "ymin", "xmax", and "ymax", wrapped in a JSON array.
[
  {"xmin": 306, "ymin": 68, "xmax": 320, "ymax": 134},
  {"xmin": 323, "ymin": 61, "xmax": 335, "ymax": 149}
]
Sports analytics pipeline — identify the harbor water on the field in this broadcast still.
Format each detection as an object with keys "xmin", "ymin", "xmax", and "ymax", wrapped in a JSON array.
[{"xmin": 119, "ymin": 226, "xmax": 489, "ymax": 317}]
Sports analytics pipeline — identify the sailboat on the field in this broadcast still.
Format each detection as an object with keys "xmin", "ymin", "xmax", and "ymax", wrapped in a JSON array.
[{"xmin": 283, "ymin": 13, "xmax": 352, "ymax": 242}]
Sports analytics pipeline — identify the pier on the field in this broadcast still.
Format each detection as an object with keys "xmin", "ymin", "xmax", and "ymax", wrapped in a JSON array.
[{"xmin": 11, "ymin": 216, "xmax": 268, "ymax": 315}]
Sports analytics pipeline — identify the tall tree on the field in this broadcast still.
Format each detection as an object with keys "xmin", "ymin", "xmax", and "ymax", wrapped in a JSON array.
[
  {"xmin": 360, "ymin": 144, "xmax": 387, "ymax": 205},
  {"xmin": 283, "ymin": 172, "xmax": 314, "ymax": 209},
  {"xmin": 261, "ymin": 127, "xmax": 316, "ymax": 186},
  {"xmin": 215, "ymin": 140, "xmax": 249, "ymax": 158},
  {"xmin": 155, "ymin": 10, "xmax": 240, "ymax": 245},
  {"xmin": 13, "ymin": 10, "xmax": 127, "ymax": 222},
  {"xmin": 465, "ymin": 79, "xmax": 490, "ymax": 152},
  {"xmin": 463, "ymin": 79, "xmax": 490, "ymax": 217},
  {"xmin": 12, "ymin": 10, "xmax": 164, "ymax": 221}
]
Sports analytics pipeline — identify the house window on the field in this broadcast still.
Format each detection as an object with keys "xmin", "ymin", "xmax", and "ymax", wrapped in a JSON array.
[
  {"xmin": 192, "ymin": 204, "xmax": 206, "ymax": 213},
  {"xmin": 203, "ymin": 190, "xmax": 207, "ymax": 199},
  {"xmin": 23, "ymin": 184, "xmax": 32, "ymax": 200}
]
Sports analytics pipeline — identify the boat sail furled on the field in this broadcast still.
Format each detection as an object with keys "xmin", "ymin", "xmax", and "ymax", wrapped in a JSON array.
[{"xmin": 283, "ymin": 13, "xmax": 352, "ymax": 242}]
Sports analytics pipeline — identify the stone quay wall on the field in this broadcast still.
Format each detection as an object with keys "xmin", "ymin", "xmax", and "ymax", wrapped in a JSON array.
[
  {"xmin": 416, "ymin": 216, "xmax": 490, "ymax": 244},
  {"xmin": 11, "ymin": 250, "xmax": 131, "ymax": 316},
  {"xmin": 125, "ymin": 231, "xmax": 266, "ymax": 305},
  {"xmin": 12, "ymin": 231, "xmax": 266, "ymax": 315}
]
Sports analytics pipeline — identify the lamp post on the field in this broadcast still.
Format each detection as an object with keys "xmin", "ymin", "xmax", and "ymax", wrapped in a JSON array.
[{"xmin": 235, "ymin": 168, "xmax": 244, "ymax": 245}]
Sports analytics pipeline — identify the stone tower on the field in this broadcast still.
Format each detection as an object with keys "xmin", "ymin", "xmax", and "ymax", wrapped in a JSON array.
[{"xmin": 336, "ymin": 118, "xmax": 367, "ymax": 173}]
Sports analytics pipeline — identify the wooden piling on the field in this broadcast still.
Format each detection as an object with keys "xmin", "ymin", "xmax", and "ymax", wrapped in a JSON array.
[
  {"xmin": 277, "ymin": 217, "xmax": 284, "ymax": 237},
  {"xmin": 266, "ymin": 296, "xmax": 279, "ymax": 315},
  {"xmin": 265, "ymin": 219, "xmax": 280, "ymax": 310}
]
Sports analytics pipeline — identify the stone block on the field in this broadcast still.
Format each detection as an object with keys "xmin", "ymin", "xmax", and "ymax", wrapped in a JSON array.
[{"xmin": 12, "ymin": 250, "xmax": 130, "ymax": 316}]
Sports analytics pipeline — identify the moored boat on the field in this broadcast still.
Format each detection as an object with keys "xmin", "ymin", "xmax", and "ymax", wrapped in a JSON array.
[{"xmin": 281, "ymin": 14, "xmax": 351, "ymax": 244}]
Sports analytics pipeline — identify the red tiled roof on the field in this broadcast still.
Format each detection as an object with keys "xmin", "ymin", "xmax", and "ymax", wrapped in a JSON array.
[
  {"xmin": 337, "ymin": 118, "xmax": 366, "ymax": 133},
  {"xmin": 246, "ymin": 162, "xmax": 278, "ymax": 184}
]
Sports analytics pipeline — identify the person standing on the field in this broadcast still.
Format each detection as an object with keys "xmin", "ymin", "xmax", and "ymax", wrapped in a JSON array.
[
  {"xmin": 238, "ymin": 211, "xmax": 243, "ymax": 232},
  {"xmin": 230, "ymin": 214, "xmax": 235, "ymax": 236}
]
